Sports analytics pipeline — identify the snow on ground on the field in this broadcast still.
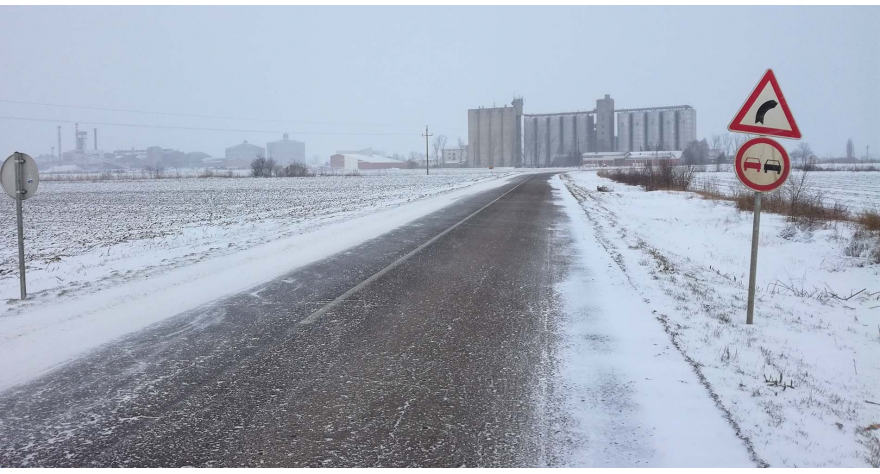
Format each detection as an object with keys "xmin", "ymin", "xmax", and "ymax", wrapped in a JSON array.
[
  {"xmin": 556, "ymin": 170, "xmax": 880, "ymax": 467},
  {"xmin": 0, "ymin": 170, "xmax": 520, "ymax": 391},
  {"xmin": 550, "ymin": 175, "xmax": 755, "ymax": 467},
  {"xmin": 1, "ymin": 171, "xmax": 515, "ymax": 305},
  {"xmin": 692, "ymin": 169, "xmax": 880, "ymax": 213}
]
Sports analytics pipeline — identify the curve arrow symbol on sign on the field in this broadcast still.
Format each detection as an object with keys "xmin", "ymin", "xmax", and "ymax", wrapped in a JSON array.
[{"xmin": 755, "ymin": 100, "xmax": 778, "ymax": 124}]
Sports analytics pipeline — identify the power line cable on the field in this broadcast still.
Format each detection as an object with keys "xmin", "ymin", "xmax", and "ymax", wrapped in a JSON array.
[
  {"xmin": 0, "ymin": 115, "xmax": 420, "ymax": 136},
  {"xmin": 0, "ymin": 99, "xmax": 397, "ymax": 128},
  {"xmin": 0, "ymin": 99, "xmax": 465, "ymax": 133}
]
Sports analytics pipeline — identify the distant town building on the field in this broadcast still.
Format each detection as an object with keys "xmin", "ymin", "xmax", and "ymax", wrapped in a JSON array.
[
  {"xmin": 442, "ymin": 147, "xmax": 467, "ymax": 166},
  {"xmin": 266, "ymin": 133, "xmax": 306, "ymax": 165},
  {"xmin": 225, "ymin": 140, "xmax": 265, "ymax": 168},
  {"xmin": 330, "ymin": 150, "xmax": 404, "ymax": 170}
]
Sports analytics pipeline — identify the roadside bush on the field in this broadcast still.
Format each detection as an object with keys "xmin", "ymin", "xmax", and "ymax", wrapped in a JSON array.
[
  {"xmin": 598, "ymin": 163, "xmax": 697, "ymax": 192},
  {"xmin": 250, "ymin": 155, "xmax": 277, "ymax": 177},
  {"xmin": 844, "ymin": 229, "xmax": 880, "ymax": 264},
  {"xmin": 858, "ymin": 208, "xmax": 880, "ymax": 231},
  {"xmin": 277, "ymin": 162, "xmax": 312, "ymax": 177}
]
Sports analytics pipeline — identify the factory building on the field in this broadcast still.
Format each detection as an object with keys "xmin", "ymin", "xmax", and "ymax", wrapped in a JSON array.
[
  {"xmin": 467, "ymin": 98, "xmax": 523, "ymax": 167},
  {"xmin": 469, "ymin": 95, "xmax": 696, "ymax": 168},
  {"xmin": 266, "ymin": 133, "xmax": 306, "ymax": 165},
  {"xmin": 225, "ymin": 140, "xmax": 266, "ymax": 168},
  {"xmin": 521, "ymin": 96, "xmax": 696, "ymax": 167},
  {"xmin": 329, "ymin": 151, "xmax": 404, "ymax": 170}
]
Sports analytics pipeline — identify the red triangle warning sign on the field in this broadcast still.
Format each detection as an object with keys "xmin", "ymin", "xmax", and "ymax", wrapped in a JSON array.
[{"xmin": 728, "ymin": 69, "xmax": 801, "ymax": 139}]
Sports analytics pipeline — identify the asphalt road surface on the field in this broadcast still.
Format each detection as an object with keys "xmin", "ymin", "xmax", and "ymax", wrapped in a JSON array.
[{"xmin": 0, "ymin": 173, "xmax": 573, "ymax": 467}]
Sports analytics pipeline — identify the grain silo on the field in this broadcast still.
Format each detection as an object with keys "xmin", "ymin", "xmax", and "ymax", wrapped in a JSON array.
[
  {"xmin": 523, "ymin": 116, "xmax": 537, "ymax": 167},
  {"xmin": 631, "ymin": 112, "xmax": 647, "ymax": 152},
  {"xmin": 661, "ymin": 110, "xmax": 677, "ymax": 151},
  {"xmin": 676, "ymin": 109, "xmax": 697, "ymax": 150},
  {"xmin": 576, "ymin": 114, "xmax": 594, "ymax": 153},
  {"xmin": 549, "ymin": 115, "xmax": 563, "ymax": 159},
  {"xmin": 646, "ymin": 111, "xmax": 661, "ymax": 151},
  {"xmin": 617, "ymin": 112, "xmax": 631, "ymax": 152},
  {"xmin": 537, "ymin": 117, "xmax": 550, "ymax": 167},
  {"xmin": 562, "ymin": 115, "xmax": 577, "ymax": 155}
]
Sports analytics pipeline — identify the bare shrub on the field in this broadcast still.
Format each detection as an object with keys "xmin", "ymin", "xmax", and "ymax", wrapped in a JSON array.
[
  {"xmin": 844, "ymin": 230, "xmax": 880, "ymax": 264},
  {"xmin": 598, "ymin": 163, "xmax": 698, "ymax": 192},
  {"xmin": 859, "ymin": 209, "xmax": 880, "ymax": 231},
  {"xmin": 144, "ymin": 165, "xmax": 165, "ymax": 179},
  {"xmin": 277, "ymin": 162, "xmax": 312, "ymax": 177},
  {"xmin": 250, "ymin": 155, "xmax": 276, "ymax": 177}
]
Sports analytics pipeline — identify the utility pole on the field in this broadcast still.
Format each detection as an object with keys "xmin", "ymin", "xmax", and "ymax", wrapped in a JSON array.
[
  {"xmin": 422, "ymin": 125, "xmax": 432, "ymax": 176},
  {"xmin": 57, "ymin": 125, "xmax": 62, "ymax": 163}
]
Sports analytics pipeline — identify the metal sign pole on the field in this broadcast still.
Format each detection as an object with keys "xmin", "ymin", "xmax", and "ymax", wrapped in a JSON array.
[
  {"xmin": 14, "ymin": 152, "xmax": 27, "ymax": 300},
  {"xmin": 746, "ymin": 191, "xmax": 761, "ymax": 324}
]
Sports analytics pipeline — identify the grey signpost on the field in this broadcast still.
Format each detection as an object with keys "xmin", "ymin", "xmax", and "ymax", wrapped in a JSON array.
[
  {"xmin": 1, "ymin": 152, "xmax": 39, "ymax": 300},
  {"xmin": 746, "ymin": 192, "xmax": 761, "ymax": 325}
]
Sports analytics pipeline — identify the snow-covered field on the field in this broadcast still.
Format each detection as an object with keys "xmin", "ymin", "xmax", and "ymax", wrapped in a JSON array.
[
  {"xmin": 1, "ymin": 171, "xmax": 515, "ymax": 304},
  {"xmin": 557, "ymin": 170, "xmax": 880, "ymax": 467},
  {"xmin": 692, "ymin": 169, "xmax": 880, "ymax": 214},
  {"xmin": 0, "ymin": 171, "xmax": 524, "ymax": 390}
]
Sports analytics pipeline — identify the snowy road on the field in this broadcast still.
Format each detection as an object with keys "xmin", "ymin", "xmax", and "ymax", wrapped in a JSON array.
[{"xmin": 0, "ymin": 173, "xmax": 754, "ymax": 467}]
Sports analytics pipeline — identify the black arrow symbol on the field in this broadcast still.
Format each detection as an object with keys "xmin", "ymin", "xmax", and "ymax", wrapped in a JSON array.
[{"xmin": 755, "ymin": 100, "xmax": 778, "ymax": 124}]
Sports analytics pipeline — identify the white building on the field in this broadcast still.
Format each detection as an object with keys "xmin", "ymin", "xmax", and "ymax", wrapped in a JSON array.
[{"xmin": 441, "ymin": 147, "xmax": 468, "ymax": 166}]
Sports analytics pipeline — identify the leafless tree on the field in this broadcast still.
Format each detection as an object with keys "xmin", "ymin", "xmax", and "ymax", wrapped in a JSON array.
[
  {"xmin": 432, "ymin": 135, "xmax": 447, "ymax": 166},
  {"xmin": 709, "ymin": 134, "xmax": 723, "ymax": 151},
  {"xmin": 458, "ymin": 137, "xmax": 467, "ymax": 166},
  {"xmin": 791, "ymin": 142, "xmax": 816, "ymax": 171},
  {"xmin": 733, "ymin": 133, "xmax": 753, "ymax": 151},
  {"xmin": 846, "ymin": 139, "xmax": 854, "ymax": 160},
  {"xmin": 721, "ymin": 133, "xmax": 736, "ymax": 157}
]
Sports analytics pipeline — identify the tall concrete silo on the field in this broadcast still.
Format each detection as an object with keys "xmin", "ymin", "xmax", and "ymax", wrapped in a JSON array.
[
  {"xmin": 661, "ymin": 110, "xmax": 677, "ymax": 151},
  {"xmin": 596, "ymin": 95, "xmax": 615, "ymax": 152},
  {"xmin": 562, "ymin": 115, "xmax": 577, "ymax": 156},
  {"xmin": 537, "ymin": 117, "xmax": 550, "ymax": 167},
  {"xmin": 631, "ymin": 112, "xmax": 647, "ymax": 152},
  {"xmin": 523, "ymin": 117, "xmax": 537, "ymax": 167},
  {"xmin": 617, "ymin": 112, "xmax": 631, "ymax": 152},
  {"xmin": 646, "ymin": 111, "xmax": 661, "ymax": 151},
  {"xmin": 576, "ymin": 114, "xmax": 593, "ymax": 154},
  {"xmin": 549, "ymin": 115, "xmax": 563, "ymax": 160},
  {"xmin": 676, "ymin": 109, "xmax": 697, "ymax": 150}
]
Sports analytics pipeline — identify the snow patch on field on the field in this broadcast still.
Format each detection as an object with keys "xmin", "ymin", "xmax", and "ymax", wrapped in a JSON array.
[
  {"xmin": 0, "ymin": 172, "xmax": 514, "ymax": 306},
  {"xmin": 558, "ymin": 170, "xmax": 880, "ymax": 467}
]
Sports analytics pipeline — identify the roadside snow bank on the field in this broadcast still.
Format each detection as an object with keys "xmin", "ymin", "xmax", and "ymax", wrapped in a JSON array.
[
  {"xmin": 559, "ymin": 170, "xmax": 880, "ymax": 467},
  {"xmin": 552, "ymin": 174, "xmax": 754, "ymax": 467}
]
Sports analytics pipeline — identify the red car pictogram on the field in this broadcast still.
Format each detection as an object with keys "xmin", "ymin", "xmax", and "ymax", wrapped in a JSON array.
[{"xmin": 743, "ymin": 157, "xmax": 762, "ymax": 172}]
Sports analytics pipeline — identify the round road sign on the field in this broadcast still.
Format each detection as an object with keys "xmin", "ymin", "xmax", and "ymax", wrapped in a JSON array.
[
  {"xmin": 1, "ymin": 153, "xmax": 40, "ymax": 200},
  {"xmin": 734, "ymin": 137, "xmax": 790, "ymax": 192}
]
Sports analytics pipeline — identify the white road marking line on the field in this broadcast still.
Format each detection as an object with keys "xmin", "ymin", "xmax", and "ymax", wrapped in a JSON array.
[{"xmin": 298, "ymin": 175, "xmax": 534, "ymax": 325}]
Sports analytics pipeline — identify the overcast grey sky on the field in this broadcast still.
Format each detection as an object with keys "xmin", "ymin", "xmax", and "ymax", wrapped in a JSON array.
[{"xmin": 1, "ymin": 6, "xmax": 877, "ymax": 160}]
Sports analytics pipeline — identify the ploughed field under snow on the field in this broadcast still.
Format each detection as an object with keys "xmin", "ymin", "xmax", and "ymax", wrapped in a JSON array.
[
  {"xmin": 692, "ymin": 170, "xmax": 880, "ymax": 213},
  {"xmin": 0, "ymin": 171, "xmax": 513, "ymax": 304}
]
